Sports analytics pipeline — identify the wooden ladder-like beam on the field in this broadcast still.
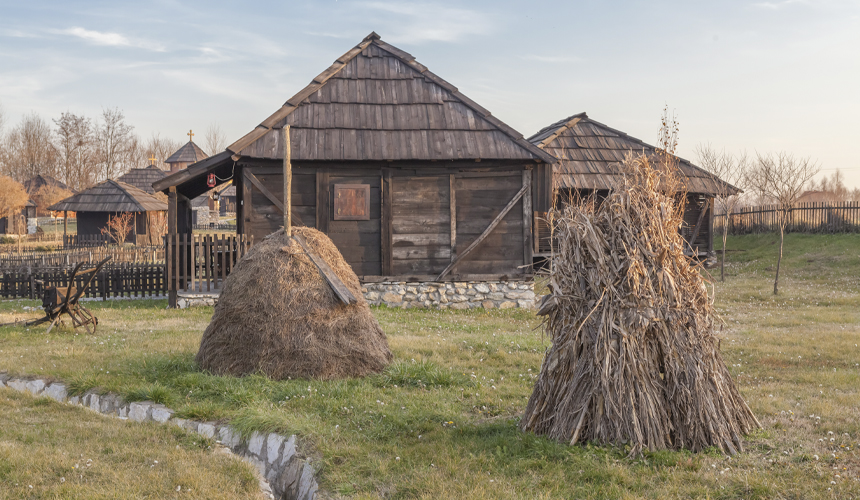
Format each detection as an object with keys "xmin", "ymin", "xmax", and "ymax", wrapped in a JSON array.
[{"xmin": 436, "ymin": 182, "xmax": 529, "ymax": 281}]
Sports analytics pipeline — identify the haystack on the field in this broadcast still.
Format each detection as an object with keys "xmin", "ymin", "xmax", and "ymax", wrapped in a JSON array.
[
  {"xmin": 196, "ymin": 227, "xmax": 392, "ymax": 380},
  {"xmin": 520, "ymin": 155, "xmax": 759, "ymax": 455}
]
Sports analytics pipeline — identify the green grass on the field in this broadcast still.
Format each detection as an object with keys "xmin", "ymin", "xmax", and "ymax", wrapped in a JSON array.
[
  {"xmin": 1, "ymin": 232, "xmax": 859, "ymax": 498},
  {"xmin": 0, "ymin": 390, "xmax": 264, "ymax": 499}
]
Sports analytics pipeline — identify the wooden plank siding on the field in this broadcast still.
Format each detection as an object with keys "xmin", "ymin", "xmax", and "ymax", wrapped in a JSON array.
[{"xmin": 234, "ymin": 162, "xmax": 534, "ymax": 281}]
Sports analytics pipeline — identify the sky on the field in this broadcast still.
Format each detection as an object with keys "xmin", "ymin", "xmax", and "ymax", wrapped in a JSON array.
[{"xmin": 1, "ymin": 0, "xmax": 858, "ymax": 187}]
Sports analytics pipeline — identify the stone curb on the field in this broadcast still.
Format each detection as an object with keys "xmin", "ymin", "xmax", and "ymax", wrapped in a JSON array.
[{"xmin": 0, "ymin": 374, "xmax": 318, "ymax": 500}]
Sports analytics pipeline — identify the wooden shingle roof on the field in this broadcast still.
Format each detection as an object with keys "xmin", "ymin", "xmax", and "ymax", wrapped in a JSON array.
[
  {"xmin": 117, "ymin": 165, "xmax": 167, "ymax": 194},
  {"xmin": 529, "ymin": 113, "xmax": 739, "ymax": 195},
  {"xmin": 165, "ymin": 141, "xmax": 209, "ymax": 164},
  {"xmin": 23, "ymin": 174, "xmax": 76, "ymax": 195},
  {"xmin": 228, "ymin": 32, "xmax": 555, "ymax": 163},
  {"xmin": 48, "ymin": 180, "xmax": 167, "ymax": 213}
]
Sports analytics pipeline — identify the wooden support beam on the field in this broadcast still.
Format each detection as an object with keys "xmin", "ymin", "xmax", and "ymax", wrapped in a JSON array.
[
  {"xmin": 244, "ymin": 170, "xmax": 302, "ymax": 227},
  {"xmin": 381, "ymin": 170, "xmax": 393, "ymax": 275},
  {"xmin": 292, "ymin": 233, "xmax": 356, "ymax": 305},
  {"xmin": 449, "ymin": 174, "xmax": 457, "ymax": 262},
  {"xmin": 522, "ymin": 169, "xmax": 533, "ymax": 269},
  {"xmin": 436, "ymin": 182, "xmax": 529, "ymax": 281},
  {"xmin": 688, "ymin": 198, "xmax": 709, "ymax": 255},
  {"xmin": 283, "ymin": 125, "xmax": 292, "ymax": 237}
]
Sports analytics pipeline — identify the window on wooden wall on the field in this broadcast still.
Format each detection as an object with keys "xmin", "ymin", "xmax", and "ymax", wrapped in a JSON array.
[{"xmin": 333, "ymin": 184, "xmax": 370, "ymax": 220}]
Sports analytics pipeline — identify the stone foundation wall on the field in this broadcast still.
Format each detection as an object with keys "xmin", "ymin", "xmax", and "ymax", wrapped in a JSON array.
[
  {"xmin": 176, "ymin": 281, "xmax": 537, "ymax": 310},
  {"xmin": 363, "ymin": 280, "xmax": 536, "ymax": 310}
]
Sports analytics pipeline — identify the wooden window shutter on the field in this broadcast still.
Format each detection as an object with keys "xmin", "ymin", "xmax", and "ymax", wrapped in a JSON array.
[{"xmin": 333, "ymin": 184, "xmax": 370, "ymax": 220}]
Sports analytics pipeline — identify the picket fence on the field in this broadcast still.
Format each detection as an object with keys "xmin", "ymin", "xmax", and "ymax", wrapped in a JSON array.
[
  {"xmin": 714, "ymin": 201, "xmax": 860, "ymax": 235},
  {"xmin": 0, "ymin": 263, "xmax": 166, "ymax": 300}
]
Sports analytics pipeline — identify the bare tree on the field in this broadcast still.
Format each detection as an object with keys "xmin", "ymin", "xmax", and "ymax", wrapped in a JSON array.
[
  {"xmin": 32, "ymin": 184, "xmax": 73, "ymax": 216},
  {"xmin": 143, "ymin": 133, "xmax": 182, "ymax": 170},
  {"xmin": 0, "ymin": 101, "xmax": 6, "ymax": 133},
  {"xmin": 746, "ymin": 152, "xmax": 819, "ymax": 294},
  {"xmin": 0, "ymin": 175, "xmax": 29, "ymax": 235},
  {"xmin": 54, "ymin": 111, "xmax": 97, "ymax": 190},
  {"xmin": 695, "ymin": 144, "xmax": 747, "ymax": 282},
  {"xmin": 100, "ymin": 212, "xmax": 135, "ymax": 245},
  {"xmin": 96, "ymin": 108, "xmax": 136, "ymax": 181},
  {"xmin": 203, "ymin": 122, "xmax": 226, "ymax": 156},
  {"xmin": 2, "ymin": 112, "xmax": 58, "ymax": 181}
]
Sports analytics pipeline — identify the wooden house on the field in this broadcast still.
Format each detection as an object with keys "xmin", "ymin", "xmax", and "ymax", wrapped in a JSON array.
[
  {"xmin": 528, "ymin": 113, "xmax": 739, "ymax": 257},
  {"xmin": 154, "ymin": 32, "xmax": 555, "ymax": 294},
  {"xmin": 23, "ymin": 174, "xmax": 76, "ymax": 216},
  {"xmin": 48, "ymin": 180, "xmax": 168, "ymax": 245},
  {"xmin": 165, "ymin": 137, "xmax": 208, "ymax": 174},
  {"xmin": 0, "ymin": 199, "xmax": 36, "ymax": 235},
  {"xmin": 117, "ymin": 165, "xmax": 167, "ymax": 195}
]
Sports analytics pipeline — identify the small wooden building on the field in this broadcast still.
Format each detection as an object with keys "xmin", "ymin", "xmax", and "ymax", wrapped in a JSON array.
[
  {"xmin": 154, "ymin": 32, "xmax": 555, "ymax": 290},
  {"xmin": 117, "ymin": 165, "xmax": 167, "ymax": 195},
  {"xmin": 529, "ymin": 113, "xmax": 738, "ymax": 257},
  {"xmin": 48, "ymin": 180, "xmax": 168, "ymax": 245},
  {"xmin": 0, "ymin": 199, "xmax": 36, "ymax": 235},
  {"xmin": 165, "ymin": 139, "xmax": 208, "ymax": 174},
  {"xmin": 23, "ymin": 174, "xmax": 76, "ymax": 216}
]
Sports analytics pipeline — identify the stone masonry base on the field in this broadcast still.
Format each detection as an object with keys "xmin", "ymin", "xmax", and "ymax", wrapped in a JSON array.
[{"xmin": 177, "ymin": 280, "xmax": 536, "ymax": 310}]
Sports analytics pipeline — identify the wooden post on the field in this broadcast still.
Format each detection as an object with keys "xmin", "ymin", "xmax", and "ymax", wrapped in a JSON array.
[
  {"xmin": 167, "ymin": 187, "xmax": 178, "ymax": 308},
  {"xmin": 522, "ymin": 169, "xmax": 533, "ymax": 270},
  {"xmin": 449, "ymin": 174, "xmax": 457, "ymax": 262},
  {"xmin": 283, "ymin": 125, "xmax": 292, "ymax": 237},
  {"xmin": 63, "ymin": 211, "xmax": 68, "ymax": 239}
]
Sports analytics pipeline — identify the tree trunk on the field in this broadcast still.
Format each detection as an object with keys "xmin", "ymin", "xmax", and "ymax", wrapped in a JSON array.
[{"xmin": 774, "ymin": 219, "xmax": 785, "ymax": 295}]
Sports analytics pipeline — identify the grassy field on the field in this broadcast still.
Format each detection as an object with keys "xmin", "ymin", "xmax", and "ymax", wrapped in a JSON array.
[
  {"xmin": 1, "ymin": 233, "xmax": 859, "ymax": 499},
  {"xmin": 0, "ymin": 390, "xmax": 264, "ymax": 500}
]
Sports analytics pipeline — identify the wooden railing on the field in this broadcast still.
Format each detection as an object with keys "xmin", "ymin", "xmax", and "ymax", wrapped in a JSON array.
[
  {"xmin": 1, "ymin": 246, "xmax": 164, "ymax": 270},
  {"xmin": 0, "ymin": 263, "xmax": 166, "ymax": 300},
  {"xmin": 165, "ymin": 233, "xmax": 253, "ymax": 295},
  {"xmin": 714, "ymin": 201, "xmax": 860, "ymax": 235},
  {"xmin": 64, "ymin": 234, "xmax": 112, "ymax": 248}
]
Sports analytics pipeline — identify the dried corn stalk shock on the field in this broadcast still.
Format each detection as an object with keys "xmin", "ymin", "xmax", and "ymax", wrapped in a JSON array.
[{"xmin": 520, "ymin": 154, "xmax": 760, "ymax": 456}]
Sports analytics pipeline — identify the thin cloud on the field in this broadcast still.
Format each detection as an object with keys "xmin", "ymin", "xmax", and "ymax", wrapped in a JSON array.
[
  {"xmin": 57, "ymin": 27, "xmax": 165, "ymax": 51},
  {"xmin": 752, "ymin": 0, "xmax": 809, "ymax": 10},
  {"xmin": 522, "ymin": 54, "xmax": 583, "ymax": 64},
  {"xmin": 358, "ymin": 2, "xmax": 495, "ymax": 44}
]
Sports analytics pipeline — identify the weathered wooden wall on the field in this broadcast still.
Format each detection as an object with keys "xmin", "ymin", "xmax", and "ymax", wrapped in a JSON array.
[{"xmin": 236, "ymin": 161, "xmax": 534, "ymax": 280}]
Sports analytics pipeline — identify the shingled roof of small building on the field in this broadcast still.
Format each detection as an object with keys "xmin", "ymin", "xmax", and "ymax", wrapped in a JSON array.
[
  {"xmin": 226, "ymin": 32, "xmax": 555, "ymax": 163},
  {"xmin": 48, "ymin": 179, "xmax": 167, "ymax": 213},
  {"xmin": 117, "ymin": 165, "xmax": 167, "ymax": 194},
  {"xmin": 530, "ymin": 113, "xmax": 739, "ymax": 195},
  {"xmin": 23, "ymin": 174, "xmax": 76, "ymax": 195},
  {"xmin": 165, "ymin": 141, "xmax": 209, "ymax": 164}
]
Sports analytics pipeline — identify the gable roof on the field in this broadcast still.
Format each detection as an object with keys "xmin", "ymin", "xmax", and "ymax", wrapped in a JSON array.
[
  {"xmin": 48, "ymin": 179, "xmax": 167, "ymax": 213},
  {"xmin": 228, "ymin": 32, "xmax": 555, "ymax": 163},
  {"xmin": 117, "ymin": 165, "xmax": 167, "ymax": 194},
  {"xmin": 529, "ymin": 113, "xmax": 739, "ymax": 195},
  {"xmin": 23, "ymin": 174, "xmax": 76, "ymax": 195},
  {"xmin": 165, "ymin": 141, "xmax": 209, "ymax": 164}
]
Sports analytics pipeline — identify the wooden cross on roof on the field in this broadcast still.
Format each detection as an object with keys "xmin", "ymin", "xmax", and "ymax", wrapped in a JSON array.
[
  {"xmin": 187, "ymin": 130, "xmax": 194, "ymax": 141},
  {"xmin": 148, "ymin": 155, "xmax": 157, "ymax": 166}
]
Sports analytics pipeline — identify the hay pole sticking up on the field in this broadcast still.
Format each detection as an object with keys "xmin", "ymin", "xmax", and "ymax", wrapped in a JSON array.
[{"xmin": 520, "ymin": 153, "xmax": 760, "ymax": 456}]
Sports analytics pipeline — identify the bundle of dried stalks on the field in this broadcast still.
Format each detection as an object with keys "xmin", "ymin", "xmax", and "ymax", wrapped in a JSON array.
[
  {"xmin": 521, "ymin": 154, "xmax": 759, "ymax": 455},
  {"xmin": 197, "ymin": 227, "xmax": 392, "ymax": 380}
]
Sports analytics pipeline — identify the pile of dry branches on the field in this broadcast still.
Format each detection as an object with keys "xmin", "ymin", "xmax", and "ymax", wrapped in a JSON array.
[{"xmin": 521, "ymin": 154, "xmax": 759, "ymax": 455}]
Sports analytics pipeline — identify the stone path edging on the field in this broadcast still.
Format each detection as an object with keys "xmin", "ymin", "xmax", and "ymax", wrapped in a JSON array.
[{"xmin": 0, "ymin": 372, "xmax": 318, "ymax": 500}]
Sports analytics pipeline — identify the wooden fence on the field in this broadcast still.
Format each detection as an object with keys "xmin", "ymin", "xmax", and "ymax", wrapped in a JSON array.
[
  {"xmin": 64, "ymin": 234, "xmax": 113, "ymax": 248},
  {"xmin": 1, "ymin": 246, "xmax": 164, "ymax": 270},
  {"xmin": 0, "ymin": 263, "xmax": 166, "ymax": 300},
  {"xmin": 714, "ymin": 202, "xmax": 860, "ymax": 235},
  {"xmin": 166, "ymin": 233, "xmax": 253, "ymax": 295}
]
